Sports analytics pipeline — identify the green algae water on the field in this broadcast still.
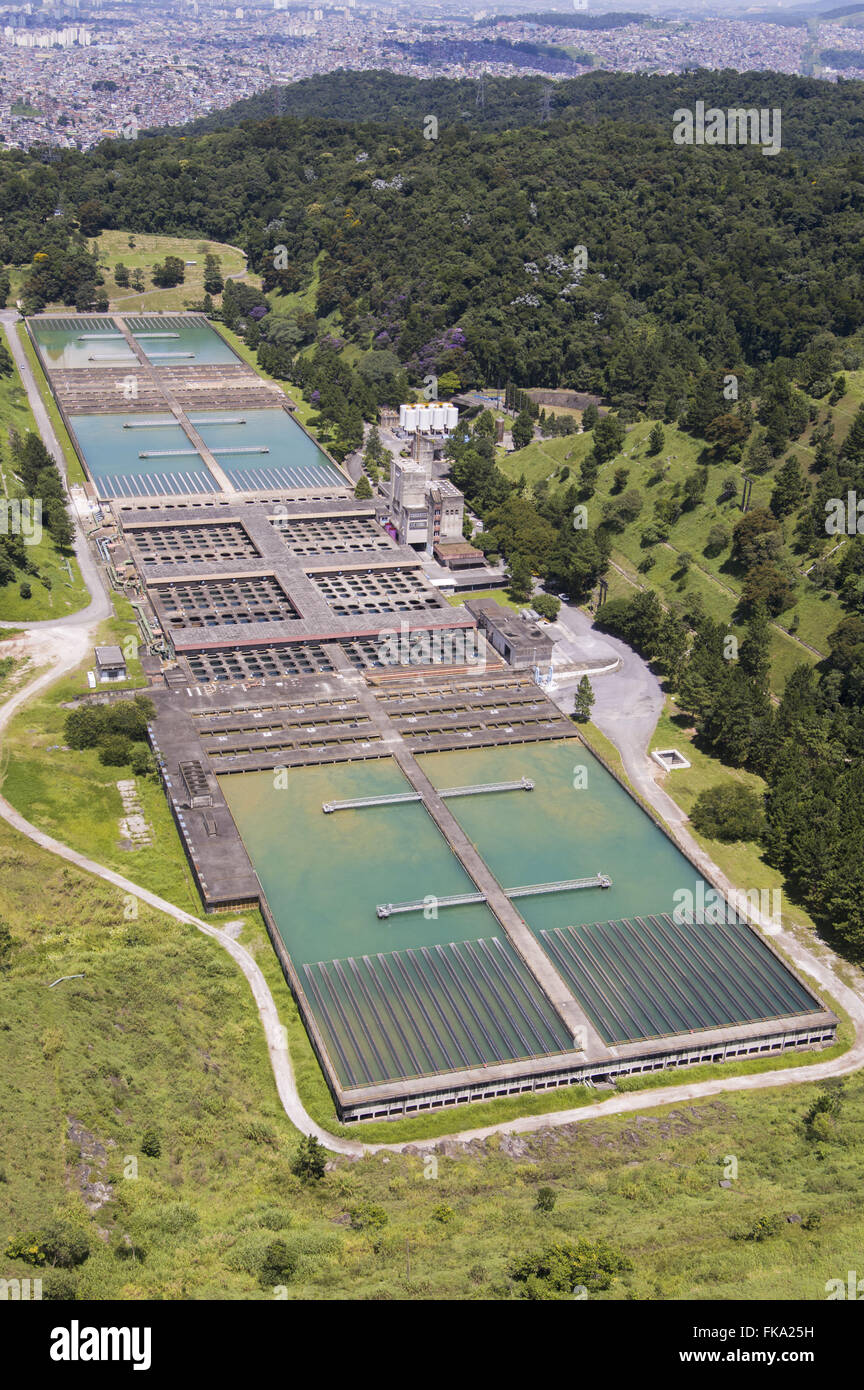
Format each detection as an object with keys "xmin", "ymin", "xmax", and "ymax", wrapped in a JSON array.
[
  {"xmin": 219, "ymin": 740, "xmax": 705, "ymax": 965},
  {"xmin": 219, "ymin": 759, "xmax": 502, "ymax": 966},
  {"xmin": 417, "ymin": 740, "xmax": 705, "ymax": 936},
  {"xmin": 220, "ymin": 740, "xmax": 819, "ymax": 1080}
]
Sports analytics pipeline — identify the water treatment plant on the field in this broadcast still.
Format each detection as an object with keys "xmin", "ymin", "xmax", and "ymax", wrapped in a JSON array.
[{"xmin": 27, "ymin": 312, "xmax": 838, "ymax": 1124}]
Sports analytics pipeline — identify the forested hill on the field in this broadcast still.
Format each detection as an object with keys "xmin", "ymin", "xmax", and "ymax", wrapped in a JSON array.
[
  {"xmin": 6, "ymin": 69, "xmax": 864, "ymax": 392},
  {"xmin": 174, "ymin": 66, "xmax": 864, "ymax": 152}
]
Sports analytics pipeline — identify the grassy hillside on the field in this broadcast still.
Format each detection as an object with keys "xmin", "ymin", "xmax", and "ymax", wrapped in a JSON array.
[
  {"xmin": 500, "ymin": 386, "xmax": 856, "ymax": 692},
  {"xmin": 1, "ymin": 800, "xmax": 862, "ymax": 1301}
]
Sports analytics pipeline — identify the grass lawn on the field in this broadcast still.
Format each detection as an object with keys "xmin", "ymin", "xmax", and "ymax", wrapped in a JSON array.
[
  {"xmin": 445, "ymin": 587, "xmax": 522, "ymax": 612},
  {"xmin": 90, "ymin": 231, "xmax": 254, "ymax": 314}
]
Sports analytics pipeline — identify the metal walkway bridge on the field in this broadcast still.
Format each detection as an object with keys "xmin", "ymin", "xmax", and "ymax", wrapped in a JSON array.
[
  {"xmin": 322, "ymin": 777, "xmax": 533, "ymax": 813},
  {"xmin": 376, "ymin": 873, "xmax": 612, "ymax": 918}
]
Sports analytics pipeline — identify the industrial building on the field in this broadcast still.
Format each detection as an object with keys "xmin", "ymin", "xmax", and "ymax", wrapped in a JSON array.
[{"xmin": 37, "ymin": 312, "xmax": 837, "ymax": 1124}]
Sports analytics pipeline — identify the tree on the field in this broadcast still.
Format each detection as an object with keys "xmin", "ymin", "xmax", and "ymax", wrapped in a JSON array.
[
  {"xmin": 535, "ymin": 1187, "xmax": 556, "ymax": 1213},
  {"xmin": 705, "ymin": 523, "xmax": 730, "ymax": 558},
  {"xmin": 573, "ymin": 675, "xmax": 595, "ymax": 721},
  {"xmin": 739, "ymin": 602, "xmax": 771, "ymax": 696},
  {"xmin": 114, "ymin": 263, "xmax": 130, "ymax": 288},
  {"xmin": 690, "ymin": 784, "xmax": 765, "ymax": 842},
  {"xmin": 533, "ymin": 593, "xmax": 560, "ymax": 621},
  {"xmin": 511, "ymin": 411, "xmax": 534, "ymax": 450},
  {"xmin": 203, "ymin": 253, "xmax": 224, "ymax": 294},
  {"xmin": 592, "ymin": 412, "xmax": 626, "ymax": 464},
  {"xmin": 581, "ymin": 402, "xmax": 599, "ymax": 432},
  {"xmin": 647, "ymin": 421, "xmax": 665, "ymax": 456},
  {"xmin": 292, "ymin": 1133, "xmax": 326, "ymax": 1182},
  {"xmin": 354, "ymin": 474, "xmax": 373, "ymax": 499},
  {"xmin": 508, "ymin": 556, "xmax": 533, "ymax": 603},
  {"xmin": 151, "ymin": 256, "xmax": 185, "ymax": 288},
  {"xmin": 770, "ymin": 455, "xmax": 807, "ymax": 519},
  {"xmin": 98, "ymin": 735, "xmax": 133, "ymax": 767}
]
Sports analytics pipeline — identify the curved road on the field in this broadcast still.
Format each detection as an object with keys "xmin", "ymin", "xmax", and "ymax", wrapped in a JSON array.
[{"xmin": 0, "ymin": 313, "xmax": 862, "ymax": 1155}]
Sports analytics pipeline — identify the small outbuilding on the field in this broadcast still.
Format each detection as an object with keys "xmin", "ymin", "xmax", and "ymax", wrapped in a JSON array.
[{"xmin": 94, "ymin": 645, "xmax": 127, "ymax": 683}]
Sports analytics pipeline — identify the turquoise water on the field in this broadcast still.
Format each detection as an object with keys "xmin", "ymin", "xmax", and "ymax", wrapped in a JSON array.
[
  {"xmin": 68, "ymin": 413, "xmax": 218, "ymax": 498},
  {"xmin": 419, "ymin": 740, "xmax": 706, "ymax": 931},
  {"xmin": 220, "ymin": 741, "xmax": 821, "ymax": 1073},
  {"xmin": 68, "ymin": 407, "xmax": 344, "ymax": 498},
  {"xmin": 32, "ymin": 318, "xmax": 135, "ymax": 369},
  {"xmin": 194, "ymin": 409, "xmax": 346, "ymax": 490},
  {"xmin": 32, "ymin": 314, "xmax": 241, "ymax": 369},
  {"xmin": 126, "ymin": 315, "xmax": 241, "ymax": 366}
]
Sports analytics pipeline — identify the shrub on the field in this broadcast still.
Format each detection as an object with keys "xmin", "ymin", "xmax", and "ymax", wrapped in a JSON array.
[
  {"xmin": 348, "ymin": 1202, "xmax": 388, "ymax": 1231},
  {"xmin": 5, "ymin": 1231, "xmax": 47, "ymax": 1265},
  {"xmin": 736, "ymin": 1214, "xmax": 784, "ymax": 1243},
  {"xmin": 535, "ymin": 1187, "xmax": 557, "ymax": 1213},
  {"xmin": 533, "ymin": 593, "xmax": 560, "ymax": 621},
  {"xmin": 431, "ymin": 1203, "xmax": 455, "ymax": 1225},
  {"xmin": 259, "ymin": 1238, "xmax": 299, "ymax": 1286},
  {"xmin": 509, "ymin": 1239, "xmax": 630, "ymax": 1296},
  {"xmin": 42, "ymin": 1269, "xmax": 78, "ymax": 1300},
  {"xmin": 98, "ymin": 734, "xmax": 132, "ymax": 767},
  {"xmin": 40, "ymin": 1223, "xmax": 91, "ymax": 1269},
  {"xmin": 244, "ymin": 1121, "xmax": 277, "ymax": 1146},
  {"xmin": 291, "ymin": 1133, "xmax": 326, "ymax": 1182},
  {"xmin": 140, "ymin": 1128, "xmax": 162, "ymax": 1158},
  {"xmin": 19, "ymin": 581, "xmax": 31, "ymax": 599},
  {"xmin": 129, "ymin": 744, "xmax": 154, "ymax": 777}
]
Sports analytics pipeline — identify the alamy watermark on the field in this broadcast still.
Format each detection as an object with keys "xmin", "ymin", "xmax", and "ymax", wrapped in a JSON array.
[
  {"xmin": 0, "ymin": 498, "xmax": 42, "ymax": 545},
  {"xmin": 376, "ymin": 619, "xmax": 488, "ymax": 672},
  {"xmin": 825, "ymin": 491, "xmax": 864, "ymax": 534},
  {"xmin": 673, "ymin": 884, "xmax": 781, "ymax": 928},
  {"xmin": 673, "ymin": 102, "xmax": 781, "ymax": 158}
]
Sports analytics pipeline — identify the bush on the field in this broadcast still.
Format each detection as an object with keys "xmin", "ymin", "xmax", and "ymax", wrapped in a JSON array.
[
  {"xmin": 98, "ymin": 735, "xmax": 132, "ymax": 767},
  {"xmin": 42, "ymin": 1269, "xmax": 78, "ymax": 1300},
  {"xmin": 291, "ymin": 1133, "xmax": 326, "ymax": 1182},
  {"xmin": 533, "ymin": 593, "xmax": 560, "ymax": 621},
  {"xmin": 535, "ymin": 1187, "xmax": 557, "ymax": 1213},
  {"xmin": 19, "ymin": 581, "xmax": 31, "ymax": 599},
  {"xmin": 509, "ymin": 1239, "xmax": 631, "ymax": 1296},
  {"xmin": 140, "ymin": 1127, "xmax": 162, "ymax": 1158},
  {"xmin": 735, "ymin": 1214, "xmax": 784, "ymax": 1243},
  {"xmin": 690, "ymin": 784, "xmax": 765, "ymax": 843},
  {"xmin": 129, "ymin": 744, "xmax": 154, "ymax": 777},
  {"xmin": 430, "ymin": 1203, "xmax": 455, "ymax": 1225},
  {"xmin": 258, "ymin": 1238, "xmax": 299, "ymax": 1286},
  {"xmin": 348, "ymin": 1202, "xmax": 388, "ymax": 1231},
  {"xmin": 40, "ymin": 1223, "xmax": 91, "ymax": 1269},
  {"xmin": 705, "ymin": 523, "xmax": 730, "ymax": 558}
]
